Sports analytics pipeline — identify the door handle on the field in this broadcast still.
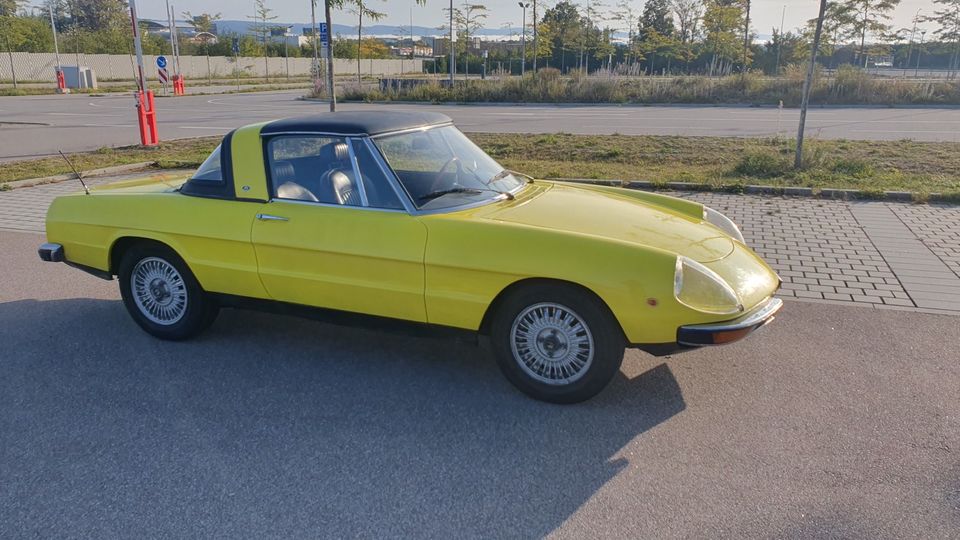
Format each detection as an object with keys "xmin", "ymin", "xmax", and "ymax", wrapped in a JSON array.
[{"xmin": 256, "ymin": 213, "xmax": 289, "ymax": 222}]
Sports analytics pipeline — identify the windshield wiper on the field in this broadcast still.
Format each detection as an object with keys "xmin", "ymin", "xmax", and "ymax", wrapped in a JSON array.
[{"xmin": 419, "ymin": 186, "xmax": 514, "ymax": 203}]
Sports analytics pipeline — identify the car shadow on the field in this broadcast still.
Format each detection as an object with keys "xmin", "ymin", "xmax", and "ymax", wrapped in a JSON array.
[{"xmin": 0, "ymin": 298, "xmax": 686, "ymax": 538}]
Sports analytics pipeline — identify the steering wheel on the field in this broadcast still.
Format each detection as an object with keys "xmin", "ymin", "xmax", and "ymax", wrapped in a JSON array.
[{"xmin": 430, "ymin": 156, "xmax": 461, "ymax": 193}]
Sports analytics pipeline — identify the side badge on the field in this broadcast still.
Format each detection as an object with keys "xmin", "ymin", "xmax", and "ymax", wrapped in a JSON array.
[{"xmin": 242, "ymin": 185, "xmax": 251, "ymax": 191}]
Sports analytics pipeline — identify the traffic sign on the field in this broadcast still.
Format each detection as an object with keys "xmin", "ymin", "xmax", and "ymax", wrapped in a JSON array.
[
  {"xmin": 156, "ymin": 55, "xmax": 167, "ymax": 69},
  {"xmin": 158, "ymin": 67, "xmax": 169, "ymax": 84},
  {"xmin": 319, "ymin": 22, "xmax": 329, "ymax": 46}
]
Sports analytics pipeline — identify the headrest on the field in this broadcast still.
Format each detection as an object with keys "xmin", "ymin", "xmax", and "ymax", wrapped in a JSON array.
[
  {"xmin": 272, "ymin": 160, "xmax": 296, "ymax": 183},
  {"xmin": 319, "ymin": 142, "xmax": 350, "ymax": 163}
]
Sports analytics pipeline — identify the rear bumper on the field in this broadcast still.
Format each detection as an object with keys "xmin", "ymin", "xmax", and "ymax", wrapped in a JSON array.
[
  {"xmin": 38, "ymin": 243, "xmax": 64, "ymax": 262},
  {"xmin": 676, "ymin": 297, "xmax": 783, "ymax": 347},
  {"xmin": 38, "ymin": 242, "xmax": 113, "ymax": 280}
]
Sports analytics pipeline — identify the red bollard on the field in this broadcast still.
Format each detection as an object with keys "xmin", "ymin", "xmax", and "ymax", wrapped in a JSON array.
[
  {"xmin": 55, "ymin": 69, "xmax": 69, "ymax": 94},
  {"xmin": 171, "ymin": 74, "xmax": 185, "ymax": 96},
  {"xmin": 136, "ymin": 90, "xmax": 159, "ymax": 146}
]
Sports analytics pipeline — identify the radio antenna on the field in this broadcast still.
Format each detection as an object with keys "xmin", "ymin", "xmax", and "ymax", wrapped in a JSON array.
[{"xmin": 58, "ymin": 150, "xmax": 90, "ymax": 195}]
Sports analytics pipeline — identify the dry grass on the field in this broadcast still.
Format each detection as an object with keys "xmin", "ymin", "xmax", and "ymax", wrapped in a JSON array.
[
  {"xmin": 340, "ymin": 66, "xmax": 960, "ymax": 107},
  {"xmin": 2, "ymin": 132, "xmax": 958, "ymax": 200}
]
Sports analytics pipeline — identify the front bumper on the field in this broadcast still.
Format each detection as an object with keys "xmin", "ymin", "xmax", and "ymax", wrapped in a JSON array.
[{"xmin": 676, "ymin": 297, "xmax": 783, "ymax": 346}]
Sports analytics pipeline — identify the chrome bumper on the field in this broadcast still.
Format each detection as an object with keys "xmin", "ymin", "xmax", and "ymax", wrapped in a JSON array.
[
  {"xmin": 38, "ymin": 243, "xmax": 64, "ymax": 262},
  {"xmin": 677, "ymin": 297, "xmax": 783, "ymax": 347}
]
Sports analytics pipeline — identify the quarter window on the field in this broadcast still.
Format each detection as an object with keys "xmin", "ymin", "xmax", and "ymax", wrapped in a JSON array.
[{"xmin": 192, "ymin": 145, "xmax": 223, "ymax": 182}]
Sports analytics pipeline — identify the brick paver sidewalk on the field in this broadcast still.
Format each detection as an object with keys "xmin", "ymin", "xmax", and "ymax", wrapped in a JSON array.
[{"xmin": 2, "ymin": 174, "xmax": 958, "ymax": 314}]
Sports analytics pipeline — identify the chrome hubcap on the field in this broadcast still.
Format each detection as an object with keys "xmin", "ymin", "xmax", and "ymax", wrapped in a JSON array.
[
  {"xmin": 510, "ymin": 302, "xmax": 594, "ymax": 386},
  {"xmin": 131, "ymin": 257, "xmax": 188, "ymax": 325}
]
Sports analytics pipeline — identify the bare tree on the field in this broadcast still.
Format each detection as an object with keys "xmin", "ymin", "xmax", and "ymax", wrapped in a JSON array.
[
  {"xmin": 350, "ymin": 0, "xmax": 386, "ymax": 84},
  {"xmin": 842, "ymin": 0, "xmax": 901, "ymax": 67},
  {"xmin": 248, "ymin": 0, "xmax": 277, "ymax": 81}
]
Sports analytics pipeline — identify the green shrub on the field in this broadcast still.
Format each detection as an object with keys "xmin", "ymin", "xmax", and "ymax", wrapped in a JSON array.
[
  {"xmin": 732, "ymin": 151, "xmax": 791, "ymax": 178},
  {"xmin": 831, "ymin": 158, "xmax": 875, "ymax": 178}
]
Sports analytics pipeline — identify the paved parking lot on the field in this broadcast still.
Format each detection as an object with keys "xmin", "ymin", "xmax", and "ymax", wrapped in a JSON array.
[{"xmin": 1, "ymin": 229, "xmax": 959, "ymax": 538}]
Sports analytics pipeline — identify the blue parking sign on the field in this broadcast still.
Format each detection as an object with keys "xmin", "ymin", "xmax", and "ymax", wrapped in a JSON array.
[
  {"xmin": 319, "ymin": 23, "xmax": 329, "ymax": 46},
  {"xmin": 156, "ymin": 56, "xmax": 167, "ymax": 69}
]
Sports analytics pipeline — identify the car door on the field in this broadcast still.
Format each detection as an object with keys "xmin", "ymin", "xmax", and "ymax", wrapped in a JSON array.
[{"xmin": 251, "ymin": 135, "xmax": 428, "ymax": 323}]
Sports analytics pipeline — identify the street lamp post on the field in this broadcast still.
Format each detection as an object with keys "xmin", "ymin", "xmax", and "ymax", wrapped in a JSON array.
[{"xmin": 518, "ymin": 2, "xmax": 529, "ymax": 77}]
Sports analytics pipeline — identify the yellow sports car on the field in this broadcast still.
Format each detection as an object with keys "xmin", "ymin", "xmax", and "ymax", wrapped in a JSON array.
[{"xmin": 40, "ymin": 111, "xmax": 781, "ymax": 403}]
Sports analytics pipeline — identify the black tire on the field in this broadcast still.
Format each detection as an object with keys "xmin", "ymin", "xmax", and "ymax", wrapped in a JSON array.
[
  {"xmin": 490, "ymin": 283, "xmax": 625, "ymax": 404},
  {"xmin": 117, "ymin": 243, "xmax": 218, "ymax": 341}
]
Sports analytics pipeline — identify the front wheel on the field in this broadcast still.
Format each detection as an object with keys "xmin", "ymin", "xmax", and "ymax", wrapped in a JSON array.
[
  {"xmin": 117, "ymin": 243, "xmax": 218, "ymax": 341},
  {"xmin": 490, "ymin": 284, "xmax": 625, "ymax": 404}
]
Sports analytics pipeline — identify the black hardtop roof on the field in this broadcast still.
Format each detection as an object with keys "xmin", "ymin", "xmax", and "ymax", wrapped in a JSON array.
[{"xmin": 261, "ymin": 110, "xmax": 453, "ymax": 136}]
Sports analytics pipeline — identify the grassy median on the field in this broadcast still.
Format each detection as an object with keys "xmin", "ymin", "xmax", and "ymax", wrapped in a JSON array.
[{"xmin": 2, "ymin": 133, "xmax": 958, "ymax": 200}]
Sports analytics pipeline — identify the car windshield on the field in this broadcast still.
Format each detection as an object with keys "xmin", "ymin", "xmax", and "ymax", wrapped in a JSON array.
[{"xmin": 373, "ymin": 125, "xmax": 525, "ymax": 210}]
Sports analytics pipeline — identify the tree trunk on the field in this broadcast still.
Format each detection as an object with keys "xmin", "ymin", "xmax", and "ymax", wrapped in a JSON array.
[
  {"xmin": 796, "ymin": 0, "xmax": 828, "ymax": 169},
  {"xmin": 357, "ymin": 8, "xmax": 362, "ymax": 85},
  {"xmin": 325, "ymin": 0, "xmax": 336, "ymax": 111}
]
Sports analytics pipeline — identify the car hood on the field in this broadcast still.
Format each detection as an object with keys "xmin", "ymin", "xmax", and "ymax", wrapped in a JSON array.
[{"xmin": 483, "ymin": 183, "xmax": 734, "ymax": 263}]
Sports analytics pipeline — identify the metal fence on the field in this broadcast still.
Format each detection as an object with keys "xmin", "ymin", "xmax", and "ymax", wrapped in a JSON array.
[{"xmin": 0, "ymin": 52, "xmax": 424, "ymax": 82}]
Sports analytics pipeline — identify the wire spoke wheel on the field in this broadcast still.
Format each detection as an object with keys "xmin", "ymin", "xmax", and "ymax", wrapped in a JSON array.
[
  {"xmin": 130, "ymin": 257, "xmax": 188, "ymax": 326},
  {"xmin": 510, "ymin": 302, "xmax": 595, "ymax": 386}
]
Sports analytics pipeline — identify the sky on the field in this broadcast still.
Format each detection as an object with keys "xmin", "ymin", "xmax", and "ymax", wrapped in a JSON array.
[{"xmin": 140, "ymin": 0, "xmax": 938, "ymax": 40}]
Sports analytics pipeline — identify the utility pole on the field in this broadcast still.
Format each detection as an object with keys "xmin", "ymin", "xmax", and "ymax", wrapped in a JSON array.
[
  {"xmin": 310, "ymin": 0, "xmax": 321, "ymax": 93},
  {"xmin": 49, "ymin": 4, "xmax": 67, "ymax": 93},
  {"xmin": 519, "ymin": 2, "xmax": 529, "ymax": 77},
  {"xmin": 795, "ymin": 0, "xmax": 827, "ymax": 170}
]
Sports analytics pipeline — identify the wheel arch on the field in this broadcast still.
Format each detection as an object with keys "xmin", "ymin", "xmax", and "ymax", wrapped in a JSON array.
[
  {"xmin": 109, "ymin": 235, "xmax": 185, "ymax": 275},
  {"xmin": 478, "ymin": 277, "xmax": 627, "ymax": 341}
]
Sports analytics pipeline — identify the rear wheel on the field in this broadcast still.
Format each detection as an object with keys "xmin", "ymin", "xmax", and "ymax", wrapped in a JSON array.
[
  {"xmin": 118, "ymin": 243, "xmax": 218, "ymax": 341},
  {"xmin": 490, "ymin": 283, "xmax": 625, "ymax": 404}
]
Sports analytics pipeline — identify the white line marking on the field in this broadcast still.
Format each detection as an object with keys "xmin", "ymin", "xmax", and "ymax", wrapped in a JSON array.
[
  {"xmin": 850, "ymin": 129, "xmax": 960, "ymax": 134},
  {"xmin": 49, "ymin": 112, "xmax": 120, "ymax": 117}
]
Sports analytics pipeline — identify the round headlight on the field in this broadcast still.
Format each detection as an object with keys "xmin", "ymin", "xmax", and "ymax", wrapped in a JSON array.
[
  {"xmin": 703, "ymin": 206, "xmax": 745, "ymax": 244},
  {"xmin": 674, "ymin": 256, "xmax": 743, "ymax": 315}
]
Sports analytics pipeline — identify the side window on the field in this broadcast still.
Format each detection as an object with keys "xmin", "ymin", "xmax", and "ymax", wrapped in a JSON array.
[
  {"xmin": 352, "ymin": 141, "xmax": 404, "ymax": 210},
  {"xmin": 267, "ymin": 135, "xmax": 360, "ymax": 206}
]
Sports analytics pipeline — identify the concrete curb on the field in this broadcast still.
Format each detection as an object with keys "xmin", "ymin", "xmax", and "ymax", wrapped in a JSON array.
[
  {"xmin": 4, "ymin": 162, "xmax": 157, "ymax": 190},
  {"xmin": 549, "ymin": 177, "xmax": 955, "ymax": 204}
]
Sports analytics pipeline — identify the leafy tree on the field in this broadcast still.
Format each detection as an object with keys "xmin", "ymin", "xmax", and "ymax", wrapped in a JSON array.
[
  {"xmin": 841, "ymin": 0, "xmax": 901, "ymax": 66},
  {"xmin": 638, "ymin": 0, "xmax": 675, "ymax": 40},
  {"xmin": 926, "ymin": 0, "xmax": 960, "ymax": 73},
  {"xmin": 540, "ymin": 1, "xmax": 584, "ymax": 72},
  {"xmin": 671, "ymin": 0, "xmax": 703, "ymax": 44},
  {"xmin": 183, "ymin": 11, "xmax": 220, "ymax": 35},
  {"xmin": 67, "ymin": 0, "xmax": 127, "ymax": 32},
  {"xmin": 702, "ymin": 0, "xmax": 743, "ymax": 75}
]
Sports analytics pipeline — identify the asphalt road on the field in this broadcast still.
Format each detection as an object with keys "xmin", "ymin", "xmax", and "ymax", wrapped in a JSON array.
[
  {"xmin": 2, "ymin": 90, "xmax": 959, "ymax": 160},
  {"xmin": 1, "ymin": 229, "xmax": 958, "ymax": 538}
]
